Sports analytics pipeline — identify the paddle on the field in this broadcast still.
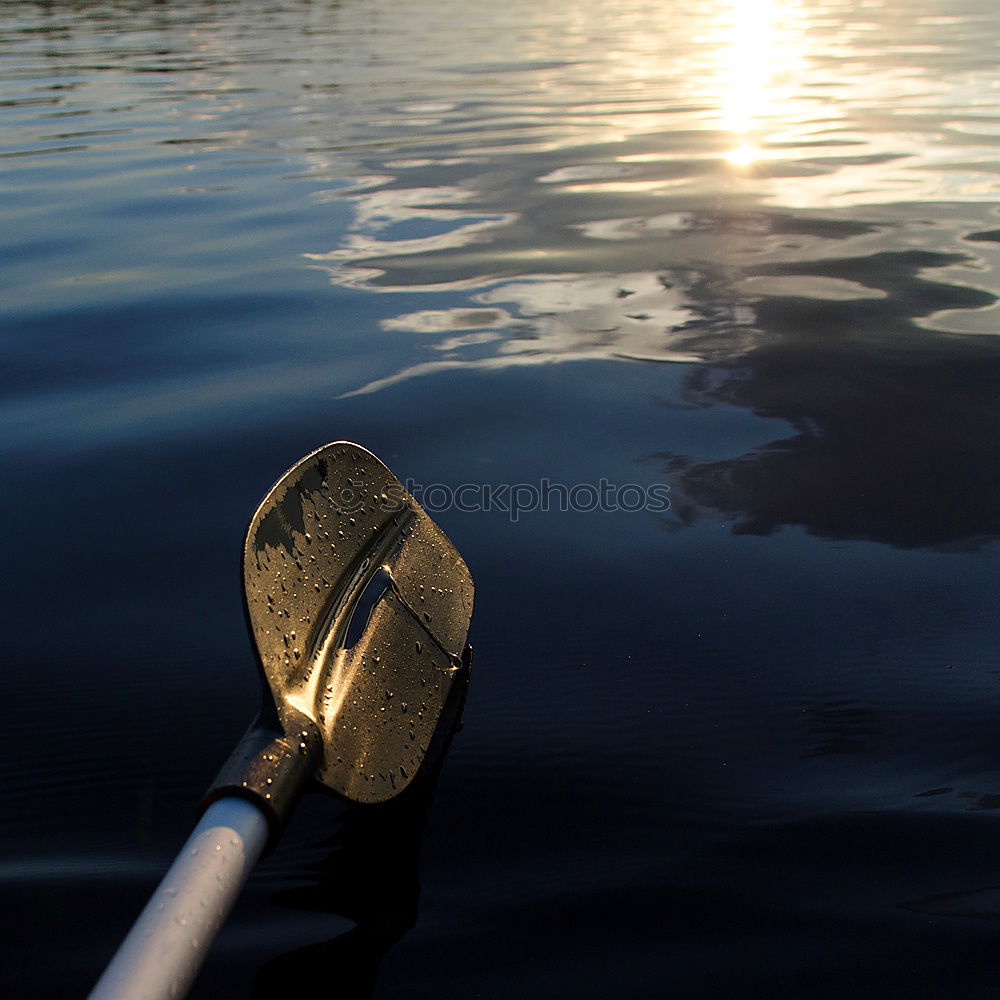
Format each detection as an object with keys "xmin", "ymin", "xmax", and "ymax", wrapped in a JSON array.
[{"xmin": 89, "ymin": 442, "xmax": 474, "ymax": 1000}]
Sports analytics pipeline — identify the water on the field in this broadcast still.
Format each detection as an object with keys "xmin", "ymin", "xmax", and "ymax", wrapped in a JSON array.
[{"xmin": 3, "ymin": 0, "xmax": 1000, "ymax": 996}]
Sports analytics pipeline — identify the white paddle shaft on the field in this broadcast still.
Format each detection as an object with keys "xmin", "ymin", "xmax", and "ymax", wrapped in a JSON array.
[{"xmin": 88, "ymin": 797, "xmax": 269, "ymax": 1000}]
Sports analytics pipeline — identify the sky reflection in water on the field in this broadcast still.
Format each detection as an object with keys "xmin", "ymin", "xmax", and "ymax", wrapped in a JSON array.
[{"xmin": 294, "ymin": 0, "xmax": 1000, "ymax": 371}]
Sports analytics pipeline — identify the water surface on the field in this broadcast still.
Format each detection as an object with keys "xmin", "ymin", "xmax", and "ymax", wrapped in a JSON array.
[{"xmin": 3, "ymin": 1, "xmax": 1000, "ymax": 996}]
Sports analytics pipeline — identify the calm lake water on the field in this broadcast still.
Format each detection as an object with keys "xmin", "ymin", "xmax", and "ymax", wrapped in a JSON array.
[{"xmin": 4, "ymin": 0, "xmax": 1000, "ymax": 996}]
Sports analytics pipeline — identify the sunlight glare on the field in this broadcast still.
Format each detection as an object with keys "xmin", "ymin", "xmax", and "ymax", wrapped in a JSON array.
[
  {"xmin": 720, "ymin": 0, "xmax": 778, "ymax": 165},
  {"xmin": 716, "ymin": 0, "xmax": 808, "ymax": 168}
]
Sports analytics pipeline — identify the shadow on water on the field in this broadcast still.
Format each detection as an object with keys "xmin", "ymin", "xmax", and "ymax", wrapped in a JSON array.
[
  {"xmin": 249, "ymin": 656, "xmax": 471, "ymax": 1000},
  {"xmin": 657, "ymin": 247, "xmax": 1000, "ymax": 551}
]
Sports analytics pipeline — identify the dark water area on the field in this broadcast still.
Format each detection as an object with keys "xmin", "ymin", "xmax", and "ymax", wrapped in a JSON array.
[{"xmin": 4, "ymin": 0, "xmax": 1000, "ymax": 996}]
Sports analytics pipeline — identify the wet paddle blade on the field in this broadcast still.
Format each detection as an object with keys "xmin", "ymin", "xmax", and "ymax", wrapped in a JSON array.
[{"xmin": 243, "ymin": 442, "xmax": 474, "ymax": 803}]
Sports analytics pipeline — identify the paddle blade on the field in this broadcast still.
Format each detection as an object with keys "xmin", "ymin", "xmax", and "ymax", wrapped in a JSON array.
[{"xmin": 243, "ymin": 442, "xmax": 474, "ymax": 803}]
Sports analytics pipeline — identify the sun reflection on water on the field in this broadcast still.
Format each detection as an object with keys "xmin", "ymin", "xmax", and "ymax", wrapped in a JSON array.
[
  {"xmin": 715, "ymin": 0, "xmax": 810, "ymax": 168},
  {"xmin": 720, "ymin": 0, "xmax": 779, "ymax": 165},
  {"xmin": 286, "ymin": 0, "xmax": 1000, "ymax": 388}
]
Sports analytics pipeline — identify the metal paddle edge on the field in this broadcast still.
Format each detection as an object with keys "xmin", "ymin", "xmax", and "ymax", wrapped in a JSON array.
[{"xmin": 200, "ymin": 441, "xmax": 475, "ymax": 849}]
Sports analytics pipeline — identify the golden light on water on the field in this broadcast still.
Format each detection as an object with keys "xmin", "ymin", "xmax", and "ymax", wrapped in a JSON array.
[
  {"xmin": 720, "ymin": 0, "xmax": 776, "ymax": 164},
  {"xmin": 715, "ymin": 0, "xmax": 807, "ymax": 167},
  {"xmin": 295, "ymin": 0, "xmax": 1000, "ymax": 372}
]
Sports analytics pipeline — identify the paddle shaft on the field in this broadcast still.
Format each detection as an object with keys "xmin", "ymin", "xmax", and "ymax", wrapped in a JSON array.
[{"xmin": 88, "ymin": 797, "xmax": 269, "ymax": 1000}]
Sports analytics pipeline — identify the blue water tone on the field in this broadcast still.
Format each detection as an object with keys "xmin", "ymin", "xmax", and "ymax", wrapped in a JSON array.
[{"xmin": 3, "ymin": 0, "xmax": 1000, "ymax": 996}]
